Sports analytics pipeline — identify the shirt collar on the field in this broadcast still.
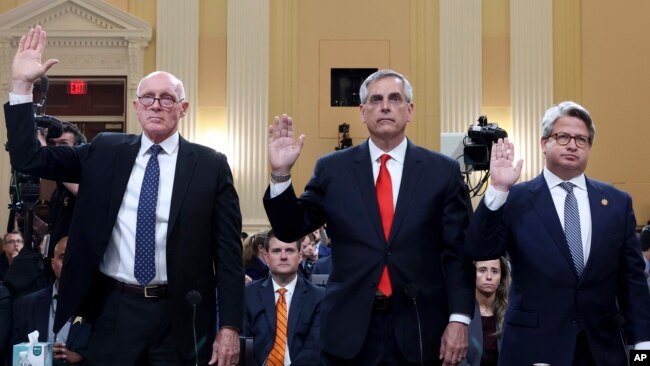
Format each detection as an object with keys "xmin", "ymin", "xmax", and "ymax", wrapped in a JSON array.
[
  {"xmin": 271, "ymin": 274, "xmax": 298, "ymax": 295},
  {"xmin": 140, "ymin": 131, "xmax": 180, "ymax": 156},
  {"xmin": 543, "ymin": 167, "xmax": 587, "ymax": 191},
  {"xmin": 368, "ymin": 137, "xmax": 408, "ymax": 165}
]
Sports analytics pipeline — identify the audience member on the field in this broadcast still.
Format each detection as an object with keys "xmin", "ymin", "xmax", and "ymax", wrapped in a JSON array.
[
  {"xmin": 298, "ymin": 233, "xmax": 318, "ymax": 279},
  {"xmin": 0, "ymin": 231, "xmax": 24, "ymax": 283},
  {"xmin": 264, "ymin": 69, "xmax": 474, "ymax": 365},
  {"xmin": 465, "ymin": 101, "xmax": 650, "ymax": 364},
  {"xmin": 11, "ymin": 237, "xmax": 91, "ymax": 365},
  {"xmin": 243, "ymin": 230, "xmax": 324, "ymax": 365},
  {"xmin": 313, "ymin": 227, "xmax": 331, "ymax": 258},
  {"xmin": 244, "ymin": 232, "xmax": 269, "ymax": 281},
  {"xmin": 311, "ymin": 255, "xmax": 332, "ymax": 276},
  {"xmin": 5, "ymin": 26, "xmax": 243, "ymax": 365},
  {"xmin": 465, "ymin": 258, "xmax": 510, "ymax": 366}
]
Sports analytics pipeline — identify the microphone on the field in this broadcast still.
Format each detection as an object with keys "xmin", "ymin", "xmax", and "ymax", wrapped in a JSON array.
[
  {"xmin": 35, "ymin": 76, "xmax": 49, "ymax": 115},
  {"xmin": 186, "ymin": 290, "xmax": 202, "ymax": 366},
  {"xmin": 404, "ymin": 284, "xmax": 424, "ymax": 366}
]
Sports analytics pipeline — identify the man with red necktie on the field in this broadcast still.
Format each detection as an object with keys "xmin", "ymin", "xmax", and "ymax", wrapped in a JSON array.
[{"xmin": 264, "ymin": 69, "xmax": 475, "ymax": 365}]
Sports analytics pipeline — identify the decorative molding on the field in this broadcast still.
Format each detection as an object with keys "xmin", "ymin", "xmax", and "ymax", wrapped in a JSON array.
[
  {"xmin": 510, "ymin": 0, "xmax": 553, "ymax": 181},
  {"xmin": 228, "ymin": 0, "xmax": 270, "ymax": 232},
  {"xmin": 439, "ymin": 0, "xmax": 482, "ymax": 134},
  {"xmin": 156, "ymin": 0, "xmax": 199, "ymax": 142},
  {"xmin": 0, "ymin": 0, "xmax": 152, "ymax": 232}
]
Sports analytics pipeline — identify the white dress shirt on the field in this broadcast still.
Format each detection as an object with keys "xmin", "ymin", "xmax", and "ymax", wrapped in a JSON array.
[{"xmin": 99, "ymin": 132, "xmax": 179, "ymax": 285}]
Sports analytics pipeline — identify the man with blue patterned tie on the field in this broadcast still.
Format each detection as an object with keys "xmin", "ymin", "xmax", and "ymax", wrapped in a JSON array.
[
  {"xmin": 465, "ymin": 101, "xmax": 650, "ymax": 365},
  {"xmin": 4, "ymin": 26, "xmax": 243, "ymax": 366}
]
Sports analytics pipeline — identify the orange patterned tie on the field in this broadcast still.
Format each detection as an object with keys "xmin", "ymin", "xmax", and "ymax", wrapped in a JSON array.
[
  {"xmin": 268, "ymin": 288, "xmax": 288, "ymax": 366},
  {"xmin": 376, "ymin": 154, "xmax": 393, "ymax": 296}
]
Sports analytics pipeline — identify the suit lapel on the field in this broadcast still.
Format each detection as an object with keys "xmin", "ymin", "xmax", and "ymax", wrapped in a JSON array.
[
  {"xmin": 167, "ymin": 137, "xmax": 197, "ymax": 234},
  {"xmin": 584, "ymin": 177, "xmax": 608, "ymax": 274},
  {"xmin": 353, "ymin": 141, "xmax": 385, "ymax": 244},
  {"xmin": 38, "ymin": 287, "xmax": 53, "ymax": 339},
  {"xmin": 529, "ymin": 175, "xmax": 577, "ymax": 277},
  {"xmin": 389, "ymin": 140, "xmax": 422, "ymax": 247},
  {"xmin": 106, "ymin": 135, "xmax": 140, "ymax": 234},
  {"xmin": 66, "ymin": 322, "xmax": 82, "ymax": 348},
  {"xmin": 287, "ymin": 277, "xmax": 306, "ymax": 350},
  {"xmin": 260, "ymin": 277, "xmax": 277, "ymax": 337}
]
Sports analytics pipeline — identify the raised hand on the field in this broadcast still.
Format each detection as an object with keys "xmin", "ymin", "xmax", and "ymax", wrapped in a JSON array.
[
  {"xmin": 489, "ymin": 138, "xmax": 523, "ymax": 192},
  {"xmin": 12, "ymin": 25, "xmax": 59, "ymax": 94},
  {"xmin": 268, "ymin": 114, "xmax": 306, "ymax": 175}
]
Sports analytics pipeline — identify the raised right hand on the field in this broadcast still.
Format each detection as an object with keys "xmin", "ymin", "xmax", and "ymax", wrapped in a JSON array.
[
  {"xmin": 268, "ymin": 114, "xmax": 305, "ymax": 175},
  {"xmin": 12, "ymin": 25, "xmax": 59, "ymax": 94},
  {"xmin": 489, "ymin": 137, "xmax": 523, "ymax": 192}
]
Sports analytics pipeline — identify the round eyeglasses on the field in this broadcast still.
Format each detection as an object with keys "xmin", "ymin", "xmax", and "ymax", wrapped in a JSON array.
[
  {"xmin": 549, "ymin": 133, "xmax": 591, "ymax": 148},
  {"xmin": 137, "ymin": 95, "xmax": 184, "ymax": 108}
]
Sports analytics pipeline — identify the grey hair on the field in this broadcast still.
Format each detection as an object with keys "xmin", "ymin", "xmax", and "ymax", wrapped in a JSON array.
[
  {"xmin": 136, "ymin": 71, "xmax": 186, "ymax": 100},
  {"xmin": 359, "ymin": 69, "xmax": 413, "ymax": 105},
  {"xmin": 541, "ymin": 101, "xmax": 595, "ymax": 144}
]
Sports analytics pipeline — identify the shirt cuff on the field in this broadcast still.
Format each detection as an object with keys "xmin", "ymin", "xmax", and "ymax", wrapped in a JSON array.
[
  {"xmin": 269, "ymin": 179, "xmax": 291, "ymax": 198},
  {"xmin": 483, "ymin": 185, "xmax": 509, "ymax": 211},
  {"xmin": 9, "ymin": 93, "xmax": 33, "ymax": 105},
  {"xmin": 449, "ymin": 313, "xmax": 471, "ymax": 325},
  {"xmin": 635, "ymin": 341, "xmax": 650, "ymax": 350}
]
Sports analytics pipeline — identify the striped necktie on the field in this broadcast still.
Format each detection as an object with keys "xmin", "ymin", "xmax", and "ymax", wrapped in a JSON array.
[
  {"xmin": 268, "ymin": 288, "xmax": 288, "ymax": 366},
  {"xmin": 560, "ymin": 182, "xmax": 584, "ymax": 277}
]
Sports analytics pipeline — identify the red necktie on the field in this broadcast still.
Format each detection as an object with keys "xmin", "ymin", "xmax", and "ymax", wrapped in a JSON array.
[{"xmin": 376, "ymin": 154, "xmax": 393, "ymax": 296}]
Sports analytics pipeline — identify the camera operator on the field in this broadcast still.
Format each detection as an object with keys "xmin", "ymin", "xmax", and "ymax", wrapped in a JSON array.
[{"xmin": 39, "ymin": 122, "xmax": 86, "ymax": 262}]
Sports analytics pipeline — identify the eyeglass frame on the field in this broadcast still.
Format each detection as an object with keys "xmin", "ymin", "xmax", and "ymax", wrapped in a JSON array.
[
  {"xmin": 547, "ymin": 133, "xmax": 591, "ymax": 148},
  {"xmin": 4, "ymin": 239, "xmax": 24, "ymax": 245},
  {"xmin": 136, "ymin": 95, "xmax": 185, "ymax": 109}
]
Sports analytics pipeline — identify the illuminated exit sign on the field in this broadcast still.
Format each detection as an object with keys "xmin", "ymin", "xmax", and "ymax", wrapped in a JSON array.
[{"xmin": 68, "ymin": 80, "xmax": 87, "ymax": 95}]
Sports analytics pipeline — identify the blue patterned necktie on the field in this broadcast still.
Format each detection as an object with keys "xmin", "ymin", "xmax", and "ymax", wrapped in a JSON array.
[
  {"xmin": 135, "ymin": 144, "xmax": 163, "ymax": 285},
  {"xmin": 560, "ymin": 182, "xmax": 584, "ymax": 277}
]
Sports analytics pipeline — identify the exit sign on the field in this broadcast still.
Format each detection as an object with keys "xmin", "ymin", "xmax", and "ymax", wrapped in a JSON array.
[{"xmin": 68, "ymin": 80, "xmax": 87, "ymax": 95}]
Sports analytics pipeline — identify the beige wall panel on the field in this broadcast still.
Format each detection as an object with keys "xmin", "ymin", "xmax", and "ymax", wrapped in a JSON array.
[
  {"xmin": 318, "ymin": 40, "xmax": 390, "ymax": 139},
  {"xmin": 582, "ymin": 0, "xmax": 650, "ymax": 223}
]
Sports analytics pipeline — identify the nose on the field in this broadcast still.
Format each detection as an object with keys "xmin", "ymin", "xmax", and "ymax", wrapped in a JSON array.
[{"xmin": 380, "ymin": 98, "xmax": 391, "ymax": 112}]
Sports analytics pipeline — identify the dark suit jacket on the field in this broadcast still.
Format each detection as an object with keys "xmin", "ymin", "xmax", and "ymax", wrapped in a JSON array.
[
  {"xmin": 0, "ymin": 285, "xmax": 11, "ymax": 365},
  {"xmin": 263, "ymin": 139, "xmax": 475, "ymax": 361},
  {"xmin": 243, "ymin": 276, "xmax": 324, "ymax": 366},
  {"xmin": 5, "ymin": 102, "xmax": 244, "ymax": 364},
  {"xmin": 465, "ymin": 174, "xmax": 650, "ymax": 365},
  {"xmin": 11, "ymin": 285, "xmax": 91, "ymax": 365},
  {"xmin": 317, "ymin": 243, "xmax": 331, "ymax": 258},
  {"xmin": 311, "ymin": 256, "xmax": 331, "ymax": 276}
]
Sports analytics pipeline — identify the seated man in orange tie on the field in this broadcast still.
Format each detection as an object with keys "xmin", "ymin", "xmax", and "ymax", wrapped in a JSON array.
[{"xmin": 243, "ymin": 230, "xmax": 324, "ymax": 366}]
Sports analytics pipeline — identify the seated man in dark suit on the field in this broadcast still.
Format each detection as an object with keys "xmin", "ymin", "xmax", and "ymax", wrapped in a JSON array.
[
  {"xmin": 243, "ymin": 230, "xmax": 324, "ymax": 366},
  {"xmin": 11, "ymin": 237, "xmax": 91, "ymax": 365}
]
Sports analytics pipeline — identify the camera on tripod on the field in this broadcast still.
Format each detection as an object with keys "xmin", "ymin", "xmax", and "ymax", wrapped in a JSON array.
[
  {"xmin": 463, "ymin": 115, "xmax": 507, "ymax": 171},
  {"xmin": 335, "ymin": 123, "xmax": 353, "ymax": 151}
]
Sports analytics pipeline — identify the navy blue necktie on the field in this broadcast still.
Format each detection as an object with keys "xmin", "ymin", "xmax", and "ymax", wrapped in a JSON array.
[
  {"xmin": 135, "ymin": 144, "xmax": 163, "ymax": 285},
  {"xmin": 560, "ymin": 182, "xmax": 584, "ymax": 277}
]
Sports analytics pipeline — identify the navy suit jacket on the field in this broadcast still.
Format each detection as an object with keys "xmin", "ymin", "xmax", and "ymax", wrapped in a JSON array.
[
  {"xmin": 5, "ymin": 102, "xmax": 244, "ymax": 364},
  {"xmin": 11, "ymin": 286, "xmax": 91, "ymax": 364},
  {"xmin": 243, "ymin": 276, "xmax": 324, "ymax": 366},
  {"xmin": 264, "ymin": 139, "xmax": 475, "ymax": 361},
  {"xmin": 465, "ymin": 174, "xmax": 650, "ymax": 365},
  {"xmin": 311, "ymin": 256, "xmax": 331, "ymax": 276}
]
